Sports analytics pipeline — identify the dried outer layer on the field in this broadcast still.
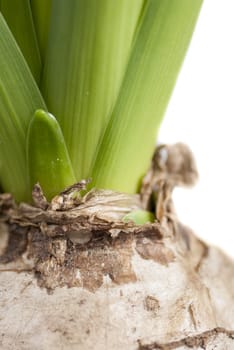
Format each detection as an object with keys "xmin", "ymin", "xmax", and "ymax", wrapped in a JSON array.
[
  {"xmin": 140, "ymin": 142, "xmax": 198, "ymax": 214},
  {"xmin": 0, "ymin": 143, "xmax": 194, "ymax": 245},
  {"xmin": 1, "ymin": 142, "xmax": 198, "ymax": 232},
  {"xmin": 5, "ymin": 185, "xmax": 162, "ymax": 237}
]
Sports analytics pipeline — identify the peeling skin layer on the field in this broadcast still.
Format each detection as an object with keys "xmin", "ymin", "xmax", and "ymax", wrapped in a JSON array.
[
  {"xmin": 0, "ymin": 211, "xmax": 168, "ymax": 291},
  {"xmin": 138, "ymin": 327, "xmax": 234, "ymax": 350},
  {"xmin": 30, "ymin": 228, "xmax": 140, "ymax": 291}
]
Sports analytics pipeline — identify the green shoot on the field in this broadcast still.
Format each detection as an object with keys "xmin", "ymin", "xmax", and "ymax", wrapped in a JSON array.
[
  {"xmin": 27, "ymin": 110, "xmax": 76, "ymax": 200},
  {"xmin": 0, "ymin": 1, "xmax": 203, "ymax": 203},
  {"xmin": 123, "ymin": 210, "xmax": 155, "ymax": 225}
]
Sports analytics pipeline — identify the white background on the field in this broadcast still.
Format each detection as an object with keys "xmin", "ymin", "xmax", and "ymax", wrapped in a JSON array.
[{"xmin": 159, "ymin": 0, "xmax": 234, "ymax": 258}]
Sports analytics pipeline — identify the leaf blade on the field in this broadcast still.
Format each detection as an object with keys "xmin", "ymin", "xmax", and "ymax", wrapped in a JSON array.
[
  {"xmin": 1, "ymin": 0, "xmax": 42, "ymax": 82},
  {"xmin": 30, "ymin": 0, "xmax": 52, "ymax": 65},
  {"xmin": 91, "ymin": 0, "xmax": 203, "ymax": 193},
  {"xmin": 0, "ymin": 14, "xmax": 46, "ymax": 201},
  {"xmin": 41, "ymin": 0, "xmax": 145, "ymax": 179}
]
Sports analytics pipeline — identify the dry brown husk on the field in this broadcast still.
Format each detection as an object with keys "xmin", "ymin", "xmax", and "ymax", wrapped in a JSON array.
[{"xmin": 0, "ymin": 143, "xmax": 233, "ymax": 350}]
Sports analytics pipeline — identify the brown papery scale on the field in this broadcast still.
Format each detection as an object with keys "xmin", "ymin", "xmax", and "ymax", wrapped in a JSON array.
[{"xmin": 0, "ymin": 144, "xmax": 233, "ymax": 350}]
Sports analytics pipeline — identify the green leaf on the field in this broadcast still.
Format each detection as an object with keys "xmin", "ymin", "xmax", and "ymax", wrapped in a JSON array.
[
  {"xmin": 1, "ymin": 0, "xmax": 41, "ymax": 83},
  {"xmin": 0, "ymin": 14, "xmax": 46, "ymax": 202},
  {"xmin": 30, "ymin": 0, "xmax": 52, "ymax": 65},
  {"xmin": 27, "ymin": 110, "xmax": 76, "ymax": 200},
  {"xmin": 123, "ymin": 210, "xmax": 154, "ymax": 225},
  {"xmin": 41, "ymin": 0, "xmax": 145, "ymax": 180},
  {"xmin": 91, "ymin": 0, "xmax": 203, "ymax": 193}
]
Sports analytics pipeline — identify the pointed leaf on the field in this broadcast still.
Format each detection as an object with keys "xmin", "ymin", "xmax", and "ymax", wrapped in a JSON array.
[{"xmin": 27, "ymin": 109, "xmax": 76, "ymax": 200}]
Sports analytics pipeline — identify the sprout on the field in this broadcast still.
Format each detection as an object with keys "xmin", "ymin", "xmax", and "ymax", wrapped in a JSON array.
[
  {"xmin": 123, "ymin": 210, "xmax": 155, "ymax": 225},
  {"xmin": 0, "ymin": 0, "xmax": 203, "ymax": 202},
  {"xmin": 27, "ymin": 109, "xmax": 76, "ymax": 200}
]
